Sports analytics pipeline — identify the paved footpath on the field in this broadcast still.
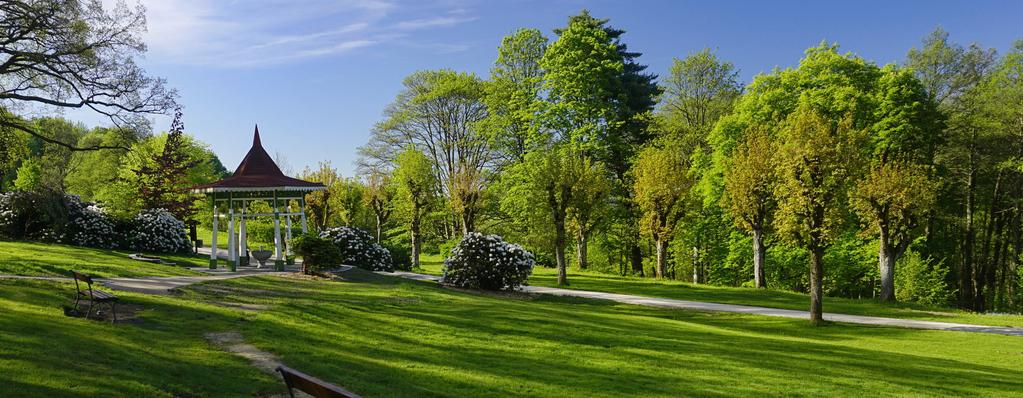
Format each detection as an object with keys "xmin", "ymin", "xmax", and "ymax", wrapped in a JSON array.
[
  {"xmin": 0, "ymin": 268, "xmax": 293, "ymax": 295},
  {"xmin": 0, "ymin": 247, "xmax": 297, "ymax": 295},
  {"xmin": 384, "ymin": 271, "xmax": 1023, "ymax": 337}
]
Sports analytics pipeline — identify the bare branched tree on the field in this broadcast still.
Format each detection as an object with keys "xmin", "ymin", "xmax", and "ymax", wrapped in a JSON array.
[{"xmin": 0, "ymin": 0, "xmax": 177, "ymax": 151}]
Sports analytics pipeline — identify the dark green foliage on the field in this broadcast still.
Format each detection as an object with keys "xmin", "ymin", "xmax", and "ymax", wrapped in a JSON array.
[
  {"xmin": 0, "ymin": 190, "xmax": 68, "ymax": 241},
  {"xmin": 383, "ymin": 243, "xmax": 412, "ymax": 271},
  {"xmin": 292, "ymin": 234, "xmax": 343, "ymax": 274},
  {"xmin": 133, "ymin": 111, "xmax": 200, "ymax": 221},
  {"xmin": 896, "ymin": 250, "xmax": 954, "ymax": 305},
  {"xmin": 244, "ymin": 221, "xmax": 301, "ymax": 245}
]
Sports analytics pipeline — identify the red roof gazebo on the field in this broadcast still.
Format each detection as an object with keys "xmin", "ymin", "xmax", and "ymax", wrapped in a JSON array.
[{"xmin": 192, "ymin": 126, "xmax": 325, "ymax": 271}]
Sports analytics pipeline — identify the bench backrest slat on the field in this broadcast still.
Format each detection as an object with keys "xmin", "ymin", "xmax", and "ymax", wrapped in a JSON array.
[
  {"xmin": 72, "ymin": 271, "xmax": 93, "ymax": 285},
  {"xmin": 277, "ymin": 366, "xmax": 361, "ymax": 398}
]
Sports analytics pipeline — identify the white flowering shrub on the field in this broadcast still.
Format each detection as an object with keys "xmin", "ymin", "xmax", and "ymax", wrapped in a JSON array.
[
  {"xmin": 126, "ymin": 209, "xmax": 191, "ymax": 253},
  {"xmin": 442, "ymin": 233, "xmax": 535, "ymax": 290},
  {"xmin": 0, "ymin": 190, "xmax": 64, "ymax": 240},
  {"xmin": 320, "ymin": 226, "xmax": 393, "ymax": 272},
  {"xmin": 62, "ymin": 195, "xmax": 118, "ymax": 249},
  {"xmin": 0, "ymin": 192, "xmax": 17, "ymax": 237}
]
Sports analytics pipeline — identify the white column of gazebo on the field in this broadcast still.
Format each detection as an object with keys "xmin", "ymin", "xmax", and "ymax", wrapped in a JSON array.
[{"xmin": 206, "ymin": 192, "xmax": 312, "ymax": 271}]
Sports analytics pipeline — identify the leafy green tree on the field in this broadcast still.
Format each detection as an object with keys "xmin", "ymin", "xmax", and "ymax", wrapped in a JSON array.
[
  {"xmin": 502, "ymin": 144, "xmax": 592, "ymax": 285},
  {"xmin": 660, "ymin": 49, "xmax": 742, "ymax": 143},
  {"xmin": 542, "ymin": 10, "xmax": 659, "ymax": 275},
  {"xmin": 850, "ymin": 162, "xmax": 937, "ymax": 301},
  {"xmin": 906, "ymin": 29, "xmax": 996, "ymax": 308},
  {"xmin": 970, "ymin": 39, "xmax": 1023, "ymax": 311},
  {"xmin": 29, "ymin": 118, "xmax": 90, "ymax": 192},
  {"xmin": 65, "ymin": 127, "xmax": 139, "ymax": 201},
  {"xmin": 336, "ymin": 177, "xmax": 367, "ymax": 228},
  {"xmin": 301, "ymin": 162, "xmax": 341, "ymax": 230},
  {"xmin": 711, "ymin": 43, "xmax": 880, "ymax": 295},
  {"xmin": 568, "ymin": 156, "xmax": 612, "ymax": 270},
  {"xmin": 850, "ymin": 65, "xmax": 942, "ymax": 302},
  {"xmin": 12, "ymin": 157, "xmax": 41, "ymax": 191},
  {"xmin": 0, "ymin": 121, "xmax": 28, "ymax": 190},
  {"xmin": 658, "ymin": 48, "xmax": 742, "ymax": 283},
  {"xmin": 540, "ymin": 10, "xmax": 625, "ymax": 155},
  {"xmin": 393, "ymin": 147, "xmax": 437, "ymax": 268},
  {"xmin": 361, "ymin": 70, "xmax": 489, "ymax": 236},
  {"xmin": 774, "ymin": 105, "xmax": 864, "ymax": 325},
  {"xmin": 633, "ymin": 142, "xmax": 693, "ymax": 278},
  {"xmin": 133, "ymin": 112, "xmax": 201, "ymax": 220},
  {"xmin": 109, "ymin": 120, "xmax": 225, "ymax": 218},
  {"xmin": 484, "ymin": 28, "xmax": 548, "ymax": 165},
  {"xmin": 721, "ymin": 127, "xmax": 777, "ymax": 288},
  {"xmin": 362, "ymin": 171, "xmax": 394, "ymax": 243}
]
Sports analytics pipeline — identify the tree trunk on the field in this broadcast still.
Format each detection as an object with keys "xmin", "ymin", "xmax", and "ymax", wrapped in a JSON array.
[
  {"xmin": 1010, "ymin": 209, "xmax": 1022, "ymax": 309},
  {"xmin": 692, "ymin": 246, "xmax": 700, "ymax": 283},
  {"xmin": 410, "ymin": 214, "xmax": 421, "ymax": 269},
  {"xmin": 961, "ymin": 158, "xmax": 976, "ymax": 308},
  {"xmin": 630, "ymin": 244, "xmax": 643, "ymax": 276},
  {"xmin": 555, "ymin": 218, "xmax": 568, "ymax": 286},
  {"xmin": 576, "ymin": 228, "xmax": 589, "ymax": 270},
  {"xmin": 752, "ymin": 228, "xmax": 766, "ymax": 288},
  {"xmin": 461, "ymin": 211, "xmax": 474, "ymax": 235},
  {"xmin": 809, "ymin": 245, "xmax": 825, "ymax": 326},
  {"xmin": 878, "ymin": 233, "xmax": 896, "ymax": 302},
  {"xmin": 976, "ymin": 171, "xmax": 1003, "ymax": 312},
  {"xmin": 654, "ymin": 238, "xmax": 668, "ymax": 278},
  {"xmin": 375, "ymin": 213, "xmax": 383, "ymax": 243}
]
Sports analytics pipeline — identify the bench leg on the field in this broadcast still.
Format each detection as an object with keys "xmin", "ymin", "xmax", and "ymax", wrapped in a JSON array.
[
  {"xmin": 85, "ymin": 301, "xmax": 95, "ymax": 320},
  {"xmin": 111, "ymin": 301, "xmax": 117, "ymax": 323},
  {"xmin": 73, "ymin": 295, "xmax": 81, "ymax": 313}
]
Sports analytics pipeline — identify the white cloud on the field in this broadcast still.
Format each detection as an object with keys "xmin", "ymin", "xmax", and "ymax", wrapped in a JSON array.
[
  {"xmin": 123, "ymin": 0, "xmax": 476, "ymax": 67},
  {"xmin": 393, "ymin": 15, "xmax": 476, "ymax": 30}
]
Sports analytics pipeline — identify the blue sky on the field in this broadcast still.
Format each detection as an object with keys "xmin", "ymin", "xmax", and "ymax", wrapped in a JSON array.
[{"xmin": 88, "ymin": 0, "xmax": 1023, "ymax": 176}]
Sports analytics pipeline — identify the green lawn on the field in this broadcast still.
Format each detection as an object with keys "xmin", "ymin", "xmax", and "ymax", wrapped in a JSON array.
[
  {"xmin": 2, "ymin": 271, "xmax": 1022, "ymax": 397},
  {"xmin": 414, "ymin": 253, "xmax": 1023, "ymax": 328},
  {"xmin": 0, "ymin": 240, "xmax": 208, "ymax": 278}
]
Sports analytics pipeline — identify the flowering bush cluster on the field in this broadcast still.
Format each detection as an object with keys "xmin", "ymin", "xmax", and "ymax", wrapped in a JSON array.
[
  {"xmin": 442, "ymin": 233, "xmax": 535, "ymax": 291},
  {"xmin": 62, "ymin": 195, "xmax": 119, "ymax": 249},
  {"xmin": 320, "ymin": 226, "xmax": 393, "ymax": 272},
  {"xmin": 125, "ymin": 209, "xmax": 192, "ymax": 253},
  {"xmin": 0, "ymin": 190, "xmax": 65, "ymax": 241},
  {"xmin": 0, "ymin": 192, "xmax": 18, "ymax": 236}
]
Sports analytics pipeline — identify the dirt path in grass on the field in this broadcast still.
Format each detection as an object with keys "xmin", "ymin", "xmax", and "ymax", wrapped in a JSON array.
[
  {"xmin": 382, "ymin": 271, "xmax": 1023, "ymax": 337},
  {"xmin": 205, "ymin": 332, "xmax": 282, "ymax": 375}
]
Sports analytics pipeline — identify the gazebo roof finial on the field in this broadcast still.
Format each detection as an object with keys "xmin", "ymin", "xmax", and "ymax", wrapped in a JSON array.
[{"xmin": 190, "ymin": 125, "xmax": 324, "ymax": 192}]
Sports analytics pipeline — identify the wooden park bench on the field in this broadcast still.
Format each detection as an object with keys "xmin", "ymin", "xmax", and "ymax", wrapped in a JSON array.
[
  {"xmin": 276, "ymin": 365, "xmax": 362, "ymax": 398},
  {"xmin": 71, "ymin": 271, "xmax": 118, "ymax": 322}
]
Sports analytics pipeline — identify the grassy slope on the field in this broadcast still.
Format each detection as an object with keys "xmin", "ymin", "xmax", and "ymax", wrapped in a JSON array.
[
  {"xmin": 3, "ymin": 272, "xmax": 1022, "ymax": 397},
  {"xmin": 414, "ymin": 253, "xmax": 1023, "ymax": 328},
  {"xmin": 0, "ymin": 240, "xmax": 207, "ymax": 278},
  {"xmin": 0, "ymin": 278, "xmax": 278, "ymax": 397}
]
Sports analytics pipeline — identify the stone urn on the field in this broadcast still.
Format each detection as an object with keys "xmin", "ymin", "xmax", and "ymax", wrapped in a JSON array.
[{"xmin": 251, "ymin": 248, "xmax": 273, "ymax": 269}]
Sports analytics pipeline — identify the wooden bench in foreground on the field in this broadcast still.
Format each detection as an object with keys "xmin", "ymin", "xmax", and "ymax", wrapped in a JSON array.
[
  {"xmin": 72, "ymin": 271, "xmax": 118, "ymax": 322},
  {"xmin": 276, "ymin": 365, "xmax": 362, "ymax": 398}
]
